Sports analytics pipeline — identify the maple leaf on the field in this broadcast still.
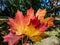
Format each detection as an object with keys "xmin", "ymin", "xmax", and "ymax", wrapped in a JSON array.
[
  {"xmin": 3, "ymin": 7, "xmax": 55, "ymax": 43},
  {"xmin": 36, "ymin": 9, "xmax": 54, "ymax": 27},
  {"xmin": 3, "ymin": 32, "xmax": 24, "ymax": 45},
  {"xmin": 8, "ymin": 8, "xmax": 35, "ymax": 35}
]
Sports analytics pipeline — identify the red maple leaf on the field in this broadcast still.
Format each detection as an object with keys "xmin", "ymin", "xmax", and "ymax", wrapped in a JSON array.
[{"xmin": 3, "ymin": 32, "xmax": 24, "ymax": 45}]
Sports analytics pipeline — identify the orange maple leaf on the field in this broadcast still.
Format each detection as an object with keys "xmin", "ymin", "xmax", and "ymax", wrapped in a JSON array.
[
  {"xmin": 36, "ymin": 9, "xmax": 54, "ymax": 27},
  {"xmin": 4, "ymin": 7, "xmax": 55, "ymax": 44}
]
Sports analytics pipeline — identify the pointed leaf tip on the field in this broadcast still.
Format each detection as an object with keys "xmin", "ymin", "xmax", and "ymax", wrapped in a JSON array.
[
  {"xmin": 27, "ymin": 7, "xmax": 34, "ymax": 17},
  {"xmin": 36, "ymin": 9, "xmax": 46, "ymax": 20}
]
